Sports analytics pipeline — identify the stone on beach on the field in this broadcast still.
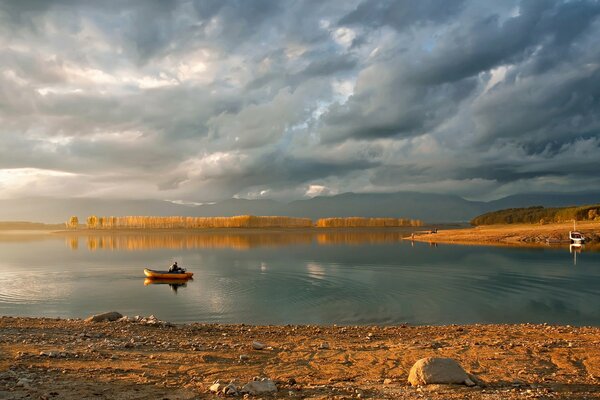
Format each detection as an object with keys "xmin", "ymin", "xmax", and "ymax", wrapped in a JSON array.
[
  {"xmin": 209, "ymin": 382, "xmax": 224, "ymax": 393},
  {"xmin": 85, "ymin": 311, "xmax": 123, "ymax": 323},
  {"xmin": 408, "ymin": 357, "xmax": 477, "ymax": 386},
  {"xmin": 241, "ymin": 378, "xmax": 277, "ymax": 394},
  {"xmin": 252, "ymin": 341, "xmax": 265, "ymax": 350}
]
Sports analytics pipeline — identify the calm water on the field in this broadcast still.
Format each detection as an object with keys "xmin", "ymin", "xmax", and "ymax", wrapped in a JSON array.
[{"xmin": 0, "ymin": 230, "xmax": 598, "ymax": 325}]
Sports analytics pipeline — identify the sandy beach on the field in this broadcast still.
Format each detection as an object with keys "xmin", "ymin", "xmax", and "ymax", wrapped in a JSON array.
[
  {"xmin": 1, "ymin": 316, "xmax": 599, "ymax": 399},
  {"xmin": 411, "ymin": 221, "xmax": 600, "ymax": 247}
]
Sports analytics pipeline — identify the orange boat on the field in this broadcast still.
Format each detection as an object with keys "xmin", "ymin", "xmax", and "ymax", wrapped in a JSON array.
[{"xmin": 143, "ymin": 268, "xmax": 193, "ymax": 279}]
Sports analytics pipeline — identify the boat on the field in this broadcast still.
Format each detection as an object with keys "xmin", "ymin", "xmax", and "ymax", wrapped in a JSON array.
[
  {"xmin": 143, "ymin": 268, "xmax": 194, "ymax": 279},
  {"xmin": 569, "ymin": 221, "xmax": 586, "ymax": 245},
  {"xmin": 569, "ymin": 231, "xmax": 585, "ymax": 245}
]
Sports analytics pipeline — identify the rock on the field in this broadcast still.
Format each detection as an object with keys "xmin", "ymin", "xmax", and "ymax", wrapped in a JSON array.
[
  {"xmin": 16, "ymin": 378, "xmax": 32, "ymax": 388},
  {"xmin": 383, "ymin": 378, "xmax": 393, "ymax": 385},
  {"xmin": 222, "ymin": 382, "xmax": 239, "ymax": 396},
  {"xmin": 239, "ymin": 354, "xmax": 250, "ymax": 362},
  {"xmin": 252, "ymin": 341, "xmax": 265, "ymax": 350},
  {"xmin": 241, "ymin": 378, "xmax": 277, "ymax": 395},
  {"xmin": 318, "ymin": 342, "xmax": 330, "ymax": 350},
  {"xmin": 408, "ymin": 357, "xmax": 477, "ymax": 386},
  {"xmin": 467, "ymin": 373, "xmax": 483, "ymax": 387},
  {"xmin": 209, "ymin": 382, "xmax": 224, "ymax": 393},
  {"xmin": 85, "ymin": 312, "xmax": 123, "ymax": 323}
]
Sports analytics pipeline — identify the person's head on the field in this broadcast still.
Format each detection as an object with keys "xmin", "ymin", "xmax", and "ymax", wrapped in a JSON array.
[{"xmin": 174, "ymin": 261, "xmax": 177, "ymax": 265}]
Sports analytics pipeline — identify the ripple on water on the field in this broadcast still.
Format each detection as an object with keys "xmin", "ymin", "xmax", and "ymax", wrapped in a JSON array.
[{"xmin": 0, "ymin": 274, "xmax": 68, "ymax": 305}]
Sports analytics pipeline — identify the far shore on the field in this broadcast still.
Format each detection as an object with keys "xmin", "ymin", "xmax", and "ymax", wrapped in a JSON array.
[
  {"xmin": 52, "ymin": 226, "xmax": 433, "ymax": 234},
  {"xmin": 411, "ymin": 221, "xmax": 600, "ymax": 247},
  {"xmin": 4, "ymin": 221, "xmax": 600, "ymax": 249},
  {"xmin": 1, "ymin": 316, "xmax": 599, "ymax": 399},
  {"xmin": 0, "ymin": 225, "xmax": 440, "ymax": 236}
]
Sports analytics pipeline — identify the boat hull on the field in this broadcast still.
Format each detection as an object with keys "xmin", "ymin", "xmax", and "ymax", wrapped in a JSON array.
[
  {"xmin": 569, "ymin": 231, "xmax": 585, "ymax": 245},
  {"xmin": 143, "ymin": 268, "xmax": 193, "ymax": 279}
]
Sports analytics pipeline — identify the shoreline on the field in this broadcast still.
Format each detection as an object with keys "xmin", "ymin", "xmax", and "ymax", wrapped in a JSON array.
[
  {"xmin": 1, "ymin": 316, "xmax": 599, "ymax": 399},
  {"xmin": 410, "ymin": 221, "xmax": 600, "ymax": 248}
]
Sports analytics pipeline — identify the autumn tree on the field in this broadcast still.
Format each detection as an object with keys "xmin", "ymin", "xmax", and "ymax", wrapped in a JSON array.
[
  {"xmin": 87, "ymin": 215, "xmax": 98, "ymax": 229},
  {"xmin": 66, "ymin": 216, "xmax": 79, "ymax": 229}
]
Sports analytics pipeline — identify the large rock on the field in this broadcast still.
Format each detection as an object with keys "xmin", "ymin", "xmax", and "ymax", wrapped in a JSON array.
[
  {"xmin": 85, "ymin": 311, "xmax": 123, "ymax": 323},
  {"xmin": 408, "ymin": 357, "xmax": 476, "ymax": 386},
  {"xmin": 241, "ymin": 378, "xmax": 277, "ymax": 395}
]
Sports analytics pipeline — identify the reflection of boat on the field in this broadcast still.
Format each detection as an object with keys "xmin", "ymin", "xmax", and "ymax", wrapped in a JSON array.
[
  {"xmin": 570, "ymin": 244, "xmax": 582, "ymax": 266},
  {"xmin": 144, "ymin": 278, "xmax": 193, "ymax": 286},
  {"xmin": 144, "ymin": 277, "xmax": 191, "ymax": 293},
  {"xmin": 143, "ymin": 268, "xmax": 193, "ymax": 279}
]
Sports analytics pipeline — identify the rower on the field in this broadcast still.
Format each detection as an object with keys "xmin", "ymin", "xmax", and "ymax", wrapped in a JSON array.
[{"xmin": 169, "ymin": 261, "xmax": 181, "ymax": 273}]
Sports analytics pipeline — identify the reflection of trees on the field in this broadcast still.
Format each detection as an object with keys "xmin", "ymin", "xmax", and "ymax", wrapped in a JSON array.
[
  {"xmin": 65, "ymin": 230, "xmax": 411, "ymax": 251},
  {"xmin": 316, "ymin": 231, "xmax": 406, "ymax": 245},
  {"xmin": 68, "ymin": 237, "xmax": 78, "ymax": 250}
]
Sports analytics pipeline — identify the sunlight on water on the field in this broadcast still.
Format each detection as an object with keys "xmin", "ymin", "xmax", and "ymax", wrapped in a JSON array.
[{"xmin": 0, "ymin": 230, "xmax": 598, "ymax": 325}]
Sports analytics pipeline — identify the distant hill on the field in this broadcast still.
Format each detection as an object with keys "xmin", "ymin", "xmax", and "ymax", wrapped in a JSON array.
[
  {"xmin": 0, "ymin": 191, "xmax": 598, "ymax": 224},
  {"xmin": 471, "ymin": 204, "xmax": 600, "ymax": 226}
]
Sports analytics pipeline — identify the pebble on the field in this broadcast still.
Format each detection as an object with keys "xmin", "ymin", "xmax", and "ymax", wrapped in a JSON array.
[
  {"xmin": 209, "ymin": 382, "xmax": 223, "ymax": 393},
  {"xmin": 252, "ymin": 341, "xmax": 265, "ymax": 350}
]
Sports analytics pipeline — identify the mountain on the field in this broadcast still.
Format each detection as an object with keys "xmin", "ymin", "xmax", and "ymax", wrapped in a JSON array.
[{"xmin": 1, "ymin": 191, "xmax": 599, "ymax": 224}]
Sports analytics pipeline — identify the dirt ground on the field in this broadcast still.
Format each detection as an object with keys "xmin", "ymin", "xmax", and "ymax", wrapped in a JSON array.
[
  {"xmin": 412, "ymin": 221, "xmax": 600, "ymax": 248},
  {"xmin": 1, "ymin": 317, "xmax": 599, "ymax": 399}
]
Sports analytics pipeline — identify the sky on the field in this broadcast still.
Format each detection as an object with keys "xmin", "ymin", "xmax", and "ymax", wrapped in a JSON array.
[{"xmin": 1, "ymin": 0, "xmax": 600, "ymax": 203}]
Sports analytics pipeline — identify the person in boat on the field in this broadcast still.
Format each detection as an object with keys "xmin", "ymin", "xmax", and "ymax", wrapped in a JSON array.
[{"xmin": 169, "ymin": 261, "xmax": 182, "ymax": 273}]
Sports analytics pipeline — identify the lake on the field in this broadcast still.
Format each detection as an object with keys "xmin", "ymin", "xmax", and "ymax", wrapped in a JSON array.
[{"xmin": 0, "ymin": 230, "xmax": 598, "ymax": 325}]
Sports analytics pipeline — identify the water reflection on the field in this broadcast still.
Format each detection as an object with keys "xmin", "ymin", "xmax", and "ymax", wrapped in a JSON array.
[
  {"xmin": 1, "ymin": 230, "xmax": 599, "ymax": 325},
  {"xmin": 64, "ymin": 230, "xmax": 412, "ymax": 251},
  {"xmin": 144, "ymin": 278, "xmax": 191, "ymax": 294}
]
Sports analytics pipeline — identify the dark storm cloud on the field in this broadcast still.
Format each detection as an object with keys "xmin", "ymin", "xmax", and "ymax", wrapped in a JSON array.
[
  {"xmin": 1, "ymin": 0, "xmax": 600, "ymax": 201},
  {"xmin": 339, "ymin": 0, "xmax": 467, "ymax": 30},
  {"xmin": 318, "ymin": 71, "xmax": 479, "ymax": 142},
  {"xmin": 474, "ymin": 65, "xmax": 600, "ymax": 147}
]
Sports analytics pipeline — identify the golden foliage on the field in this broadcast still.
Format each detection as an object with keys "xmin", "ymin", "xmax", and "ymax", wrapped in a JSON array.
[
  {"xmin": 315, "ymin": 217, "xmax": 422, "ymax": 228},
  {"xmin": 87, "ymin": 215, "xmax": 98, "ymax": 229},
  {"xmin": 85, "ymin": 215, "xmax": 313, "ymax": 229},
  {"xmin": 65, "ymin": 216, "xmax": 79, "ymax": 229}
]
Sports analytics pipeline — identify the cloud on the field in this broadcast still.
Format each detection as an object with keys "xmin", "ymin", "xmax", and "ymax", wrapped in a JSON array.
[{"xmin": 1, "ymin": 0, "xmax": 599, "ymax": 203}]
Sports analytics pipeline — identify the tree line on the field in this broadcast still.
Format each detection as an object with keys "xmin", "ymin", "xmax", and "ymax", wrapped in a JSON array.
[
  {"xmin": 470, "ymin": 204, "xmax": 600, "ymax": 226},
  {"xmin": 65, "ymin": 215, "xmax": 423, "ymax": 229}
]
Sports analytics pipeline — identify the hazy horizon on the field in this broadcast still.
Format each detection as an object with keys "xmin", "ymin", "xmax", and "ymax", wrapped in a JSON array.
[{"xmin": 1, "ymin": 1, "xmax": 600, "ymax": 205}]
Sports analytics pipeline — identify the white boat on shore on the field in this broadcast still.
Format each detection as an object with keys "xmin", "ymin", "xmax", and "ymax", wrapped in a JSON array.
[{"xmin": 569, "ymin": 221, "xmax": 585, "ymax": 245}]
